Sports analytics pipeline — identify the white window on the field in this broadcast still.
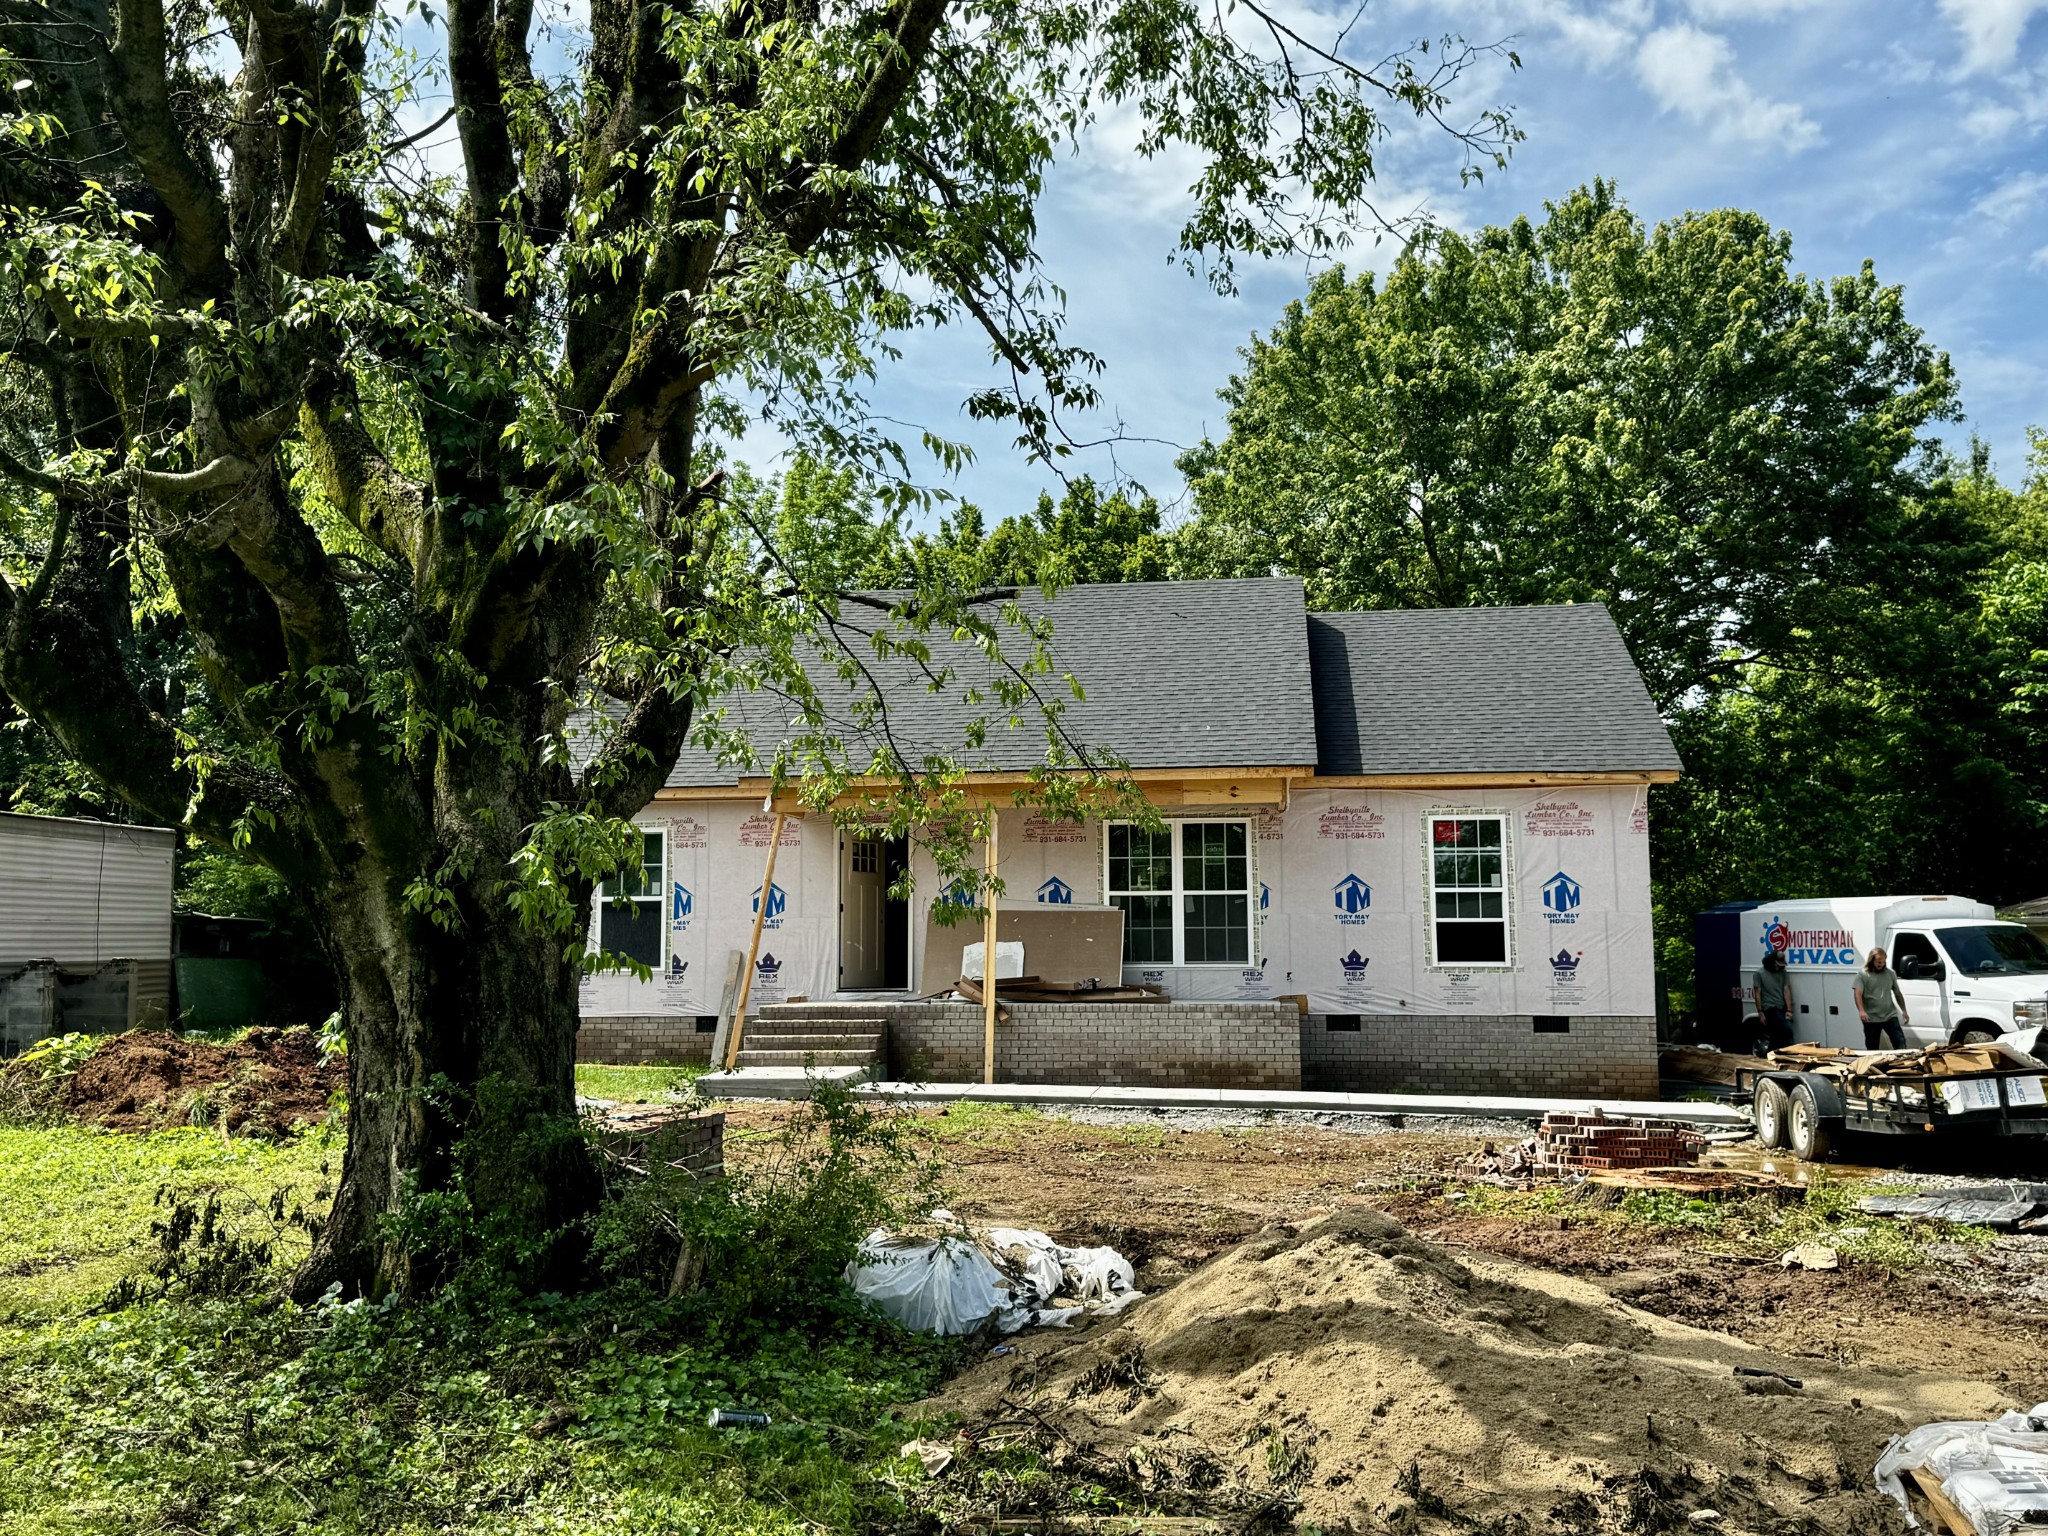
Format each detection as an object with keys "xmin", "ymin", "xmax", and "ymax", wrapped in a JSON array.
[
  {"xmin": 1104, "ymin": 820, "xmax": 1252, "ymax": 966},
  {"xmin": 1428, "ymin": 813, "xmax": 1511, "ymax": 966},
  {"xmin": 599, "ymin": 828, "xmax": 665, "ymax": 968}
]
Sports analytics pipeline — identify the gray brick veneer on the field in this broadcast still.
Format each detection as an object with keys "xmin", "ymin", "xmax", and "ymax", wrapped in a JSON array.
[{"xmin": 1301, "ymin": 1013, "xmax": 1658, "ymax": 1098}]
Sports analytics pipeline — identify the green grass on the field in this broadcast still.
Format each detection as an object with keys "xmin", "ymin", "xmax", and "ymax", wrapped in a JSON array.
[
  {"xmin": 0, "ymin": 1122, "xmax": 969, "ymax": 1535},
  {"xmin": 575, "ymin": 1064, "xmax": 704, "ymax": 1104},
  {"xmin": 1449, "ymin": 1172, "xmax": 1995, "ymax": 1268},
  {"xmin": 0, "ymin": 1124, "xmax": 336, "ymax": 1321}
]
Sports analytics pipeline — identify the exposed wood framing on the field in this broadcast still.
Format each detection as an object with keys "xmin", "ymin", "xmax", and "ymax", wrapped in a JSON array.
[
  {"xmin": 652, "ymin": 765, "xmax": 1674, "ymax": 812},
  {"xmin": 1308, "ymin": 770, "xmax": 1678, "ymax": 788},
  {"xmin": 982, "ymin": 811, "xmax": 999, "ymax": 1085},
  {"xmin": 723, "ymin": 808, "xmax": 787, "ymax": 1070}
]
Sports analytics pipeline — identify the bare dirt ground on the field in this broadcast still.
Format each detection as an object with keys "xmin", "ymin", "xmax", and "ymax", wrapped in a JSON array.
[
  {"xmin": 64, "ymin": 1025, "xmax": 345, "ymax": 1135},
  {"xmin": 719, "ymin": 1100, "xmax": 2048, "ymax": 1530},
  {"xmin": 733, "ymin": 1104, "xmax": 2048, "ymax": 1398}
]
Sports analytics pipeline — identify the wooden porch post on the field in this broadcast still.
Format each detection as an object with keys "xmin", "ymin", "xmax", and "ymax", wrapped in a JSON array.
[
  {"xmin": 723, "ymin": 809, "xmax": 788, "ymax": 1071},
  {"xmin": 983, "ymin": 808, "xmax": 999, "ymax": 1084}
]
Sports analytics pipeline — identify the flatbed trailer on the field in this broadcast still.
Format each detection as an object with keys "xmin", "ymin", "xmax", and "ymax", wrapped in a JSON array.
[{"xmin": 1734, "ymin": 1062, "xmax": 2048, "ymax": 1161}]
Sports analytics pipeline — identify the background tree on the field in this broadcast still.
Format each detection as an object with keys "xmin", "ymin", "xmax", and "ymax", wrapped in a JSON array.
[
  {"xmin": 1175, "ymin": 183, "xmax": 2042, "ymax": 997},
  {"xmin": 0, "ymin": 0, "xmax": 1515, "ymax": 1293},
  {"xmin": 880, "ymin": 477, "xmax": 1172, "ymax": 588}
]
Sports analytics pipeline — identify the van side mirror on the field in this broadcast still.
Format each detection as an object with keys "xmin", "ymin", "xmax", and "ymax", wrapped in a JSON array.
[
  {"xmin": 1896, "ymin": 956, "xmax": 1919, "ymax": 979},
  {"xmin": 1927, "ymin": 960, "xmax": 1946, "ymax": 981}
]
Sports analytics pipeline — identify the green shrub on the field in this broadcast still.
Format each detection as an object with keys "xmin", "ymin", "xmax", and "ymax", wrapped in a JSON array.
[{"xmin": 591, "ymin": 1080, "xmax": 944, "ymax": 1323}]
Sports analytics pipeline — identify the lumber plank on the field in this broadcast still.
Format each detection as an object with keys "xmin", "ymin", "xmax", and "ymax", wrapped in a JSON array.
[{"xmin": 1908, "ymin": 1467, "xmax": 1977, "ymax": 1536}]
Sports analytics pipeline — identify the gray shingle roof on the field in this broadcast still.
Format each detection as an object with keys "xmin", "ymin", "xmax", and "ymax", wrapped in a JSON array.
[
  {"xmin": 663, "ymin": 577, "xmax": 1319, "ymax": 787},
  {"xmin": 1305, "ymin": 604, "xmax": 1682, "ymax": 776}
]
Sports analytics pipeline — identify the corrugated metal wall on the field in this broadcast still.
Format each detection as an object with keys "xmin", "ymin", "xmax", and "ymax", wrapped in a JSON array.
[{"xmin": 0, "ymin": 812, "xmax": 175, "ymax": 966}]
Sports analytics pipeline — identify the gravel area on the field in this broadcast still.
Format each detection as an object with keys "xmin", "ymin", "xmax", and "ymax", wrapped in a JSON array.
[{"xmin": 1044, "ymin": 1104, "xmax": 1544, "ymax": 1139}]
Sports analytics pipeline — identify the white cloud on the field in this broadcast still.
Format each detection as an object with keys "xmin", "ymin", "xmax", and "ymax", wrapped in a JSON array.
[
  {"xmin": 1973, "ymin": 169, "xmax": 2048, "ymax": 225},
  {"xmin": 1634, "ymin": 24, "xmax": 1823, "ymax": 149},
  {"xmin": 1548, "ymin": 2, "xmax": 1653, "ymax": 68},
  {"xmin": 1963, "ymin": 101, "xmax": 2026, "ymax": 136},
  {"xmin": 2031, "ymin": 243, "xmax": 2048, "ymax": 270},
  {"xmin": 1940, "ymin": 0, "xmax": 2048, "ymax": 73},
  {"xmin": 1685, "ymin": 0, "xmax": 1826, "ymax": 18}
]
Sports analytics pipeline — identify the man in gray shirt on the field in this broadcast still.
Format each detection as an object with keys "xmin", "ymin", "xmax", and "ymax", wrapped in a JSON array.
[
  {"xmin": 1751, "ymin": 952, "xmax": 1793, "ymax": 1050},
  {"xmin": 1854, "ymin": 948, "xmax": 1910, "ymax": 1051}
]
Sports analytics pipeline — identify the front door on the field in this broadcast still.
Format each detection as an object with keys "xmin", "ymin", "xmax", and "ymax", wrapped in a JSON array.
[{"xmin": 839, "ymin": 835, "xmax": 909, "ymax": 990}]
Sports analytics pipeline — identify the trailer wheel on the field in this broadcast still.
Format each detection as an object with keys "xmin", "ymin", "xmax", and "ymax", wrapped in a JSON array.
[
  {"xmin": 1754, "ymin": 1079, "xmax": 1792, "ymax": 1150},
  {"xmin": 1788, "ymin": 1082, "xmax": 1836, "ymax": 1162},
  {"xmin": 1957, "ymin": 1026, "xmax": 2000, "ymax": 1045}
]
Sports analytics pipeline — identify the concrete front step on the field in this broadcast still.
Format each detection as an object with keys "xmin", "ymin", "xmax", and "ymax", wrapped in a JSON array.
[
  {"xmin": 734, "ymin": 1048, "xmax": 879, "ymax": 1069},
  {"xmin": 733, "ymin": 1032, "xmax": 881, "ymax": 1052}
]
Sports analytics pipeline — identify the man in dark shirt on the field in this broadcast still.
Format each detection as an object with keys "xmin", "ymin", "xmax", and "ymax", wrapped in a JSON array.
[{"xmin": 1752, "ymin": 952, "xmax": 1793, "ymax": 1050}]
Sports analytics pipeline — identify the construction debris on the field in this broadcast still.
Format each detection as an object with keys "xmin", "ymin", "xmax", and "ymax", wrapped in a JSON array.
[
  {"xmin": 1535, "ymin": 1111, "xmax": 1709, "ymax": 1172},
  {"xmin": 1662, "ymin": 1045, "xmax": 1774, "ymax": 1087},
  {"xmin": 1875, "ymin": 1402, "xmax": 2048, "ymax": 1535},
  {"xmin": 1858, "ymin": 1184, "xmax": 2048, "ymax": 1231},
  {"xmin": 1780, "ymin": 1243, "xmax": 1841, "ymax": 1271},
  {"xmin": 846, "ymin": 1210, "xmax": 1141, "ymax": 1335}
]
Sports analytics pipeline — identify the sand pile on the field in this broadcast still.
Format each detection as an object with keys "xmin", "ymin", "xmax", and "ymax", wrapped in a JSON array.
[
  {"xmin": 930, "ymin": 1207, "xmax": 2012, "ymax": 1533},
  {"xmin": 66, "ymin": 1026, "xmax": 343, "ymax": 1135}
]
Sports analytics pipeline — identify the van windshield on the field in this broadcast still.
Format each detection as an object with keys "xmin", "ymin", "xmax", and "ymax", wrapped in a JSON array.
[{"xmin": 1937, "ymin": 925, "xmax": 2048, "ymax": 976}]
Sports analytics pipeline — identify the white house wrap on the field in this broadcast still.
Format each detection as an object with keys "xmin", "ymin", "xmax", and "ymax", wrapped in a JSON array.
[{"xmin": 576, "ymin": 579, "xmax": 1681, "ymax": 1097}]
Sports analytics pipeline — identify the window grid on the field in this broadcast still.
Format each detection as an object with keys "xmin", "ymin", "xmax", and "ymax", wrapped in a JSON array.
[
  {"xmin": 1104, "ymin": 820, "xmax": 1252, "ymax": 967},
  {"xmin": 1426, "ymin": 813, "xmax": 1512, "ymax": 968},
  {"xmin": 599, "ymin": 828, "xmax": 665, "ymax": 968}
]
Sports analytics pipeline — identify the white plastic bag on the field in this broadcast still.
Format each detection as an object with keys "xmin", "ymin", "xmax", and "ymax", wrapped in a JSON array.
[
  {"xmin": 845, "ymin": 1229, "xmax": 1028, "ymax": 1335},
  {"xmin": 985, "ymin": 1227, "xmax": 1068, "ymax": 1301},
  {"xmin": 850, "ymin": 1218, "xmax": 1143, "ymax": 1335},
  {"xmin": 1875, "ymin": 1404, "xmax": 2048, "ymax": 1532}
]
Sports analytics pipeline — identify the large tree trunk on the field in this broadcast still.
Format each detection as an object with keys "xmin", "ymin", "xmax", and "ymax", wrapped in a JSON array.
[{"xmin": 293, "ymin": 869, "xmax": 600, "ymax": 1300}]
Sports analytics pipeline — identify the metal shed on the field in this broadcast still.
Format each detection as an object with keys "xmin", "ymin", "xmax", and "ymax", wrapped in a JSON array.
[{"xmin": 0, "ymin": 810, "xmax": 174, "ymax": 1054}]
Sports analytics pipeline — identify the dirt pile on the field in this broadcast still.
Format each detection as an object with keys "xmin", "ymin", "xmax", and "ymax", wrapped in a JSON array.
[
  {"xmin": 930, "ymin": 1207, "xmax": 2013, "ymax": 1534},
  {"xmin": 65, "ymin": 1027, "xmax": 344, "ymax": 1136}
]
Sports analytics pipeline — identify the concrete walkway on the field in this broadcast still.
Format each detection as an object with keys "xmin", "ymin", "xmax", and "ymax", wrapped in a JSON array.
[{"xmin": 693, "ymin": 1066, "xmax": 1751, "ymax": 1129}]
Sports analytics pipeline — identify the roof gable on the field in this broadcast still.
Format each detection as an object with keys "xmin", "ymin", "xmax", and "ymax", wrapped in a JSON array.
[{"xmin": 1306, "ymin": 604, "xmax": 1681, "ymax": 777}]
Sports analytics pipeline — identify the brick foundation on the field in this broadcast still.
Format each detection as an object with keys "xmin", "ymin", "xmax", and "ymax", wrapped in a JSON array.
[
  {"xmin": 576, "ymin": 1015, "xmax": 717, "ymax": 1066},
  {"xmin": 1301, "ymin": 1014, "xmax": 1658, "ymax": 1099},
  {"xmin": 751, "ymin": 999, "xmax": 1303, "ymax": 1090}
]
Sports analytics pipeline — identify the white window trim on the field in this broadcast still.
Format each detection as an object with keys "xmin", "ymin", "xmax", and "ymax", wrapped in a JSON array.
[
  {"xmin": 597, "ymin": 825, "xmax": 666, "ymax": 968},
  {"xmin": 1423, "ymin": 810, "xmax": 1515, "ymax": 970},
  {"xmin": 1102, "ymin": 818, "xmax": 1255, "ymax": 968}
]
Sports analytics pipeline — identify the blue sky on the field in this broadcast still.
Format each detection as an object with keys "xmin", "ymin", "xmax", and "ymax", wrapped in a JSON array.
[{"xmin": 799, "ymin": 0, "xmax": 2048, "ymax": 522}]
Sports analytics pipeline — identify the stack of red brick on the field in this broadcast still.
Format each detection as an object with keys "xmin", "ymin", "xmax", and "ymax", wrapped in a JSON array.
[{"xmin": 1535, "ymin": 1112, "xmax": 1706, "ymax": 1172}]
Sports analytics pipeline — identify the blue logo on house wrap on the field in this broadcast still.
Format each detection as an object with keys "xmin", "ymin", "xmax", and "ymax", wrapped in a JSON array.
[
  {"xmin": 1549, "ymin": 948, "xmax": 1582, "ymax": 976},
  {"xmin": 1333, "ymin": 874, "xmax": 1372, "ymax": 924},
  {"xmin": 752, "ymin": 881, "xmax": 787, "ymax": 928},
  {"xmin": 1037, "ymin": 877, "xmax": 1074, "ymax": 904},
  {"xmin": 1259, "ymin": 883, "xmax": 1270, "ymax": 911},
  {"xmin": 667, "ymin": 954, "xmax": 689, "ymax": 982},
  {"xmin": 755, "ymin": 952, "xmax": 781, "ymax": 977},
  {"xmin": 1339, "ymin": 949, "xmax": 1370, "ymax": 975},
  {"xmin": 671, "ymin": 882, "xmax": 693, "ymax": 929},
  {"xmin": 937, "ymin": 876, "xmax": 979, "ymax": 913},
  {"xmin": 1541, "ymin": 870, "xmax": 1580, "ymax": 924}
]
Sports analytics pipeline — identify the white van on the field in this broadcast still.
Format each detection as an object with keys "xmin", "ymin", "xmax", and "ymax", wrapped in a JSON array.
[{"xmin": 1737, "ymin": 897, "xmax": 2048, "ymax": 1050}]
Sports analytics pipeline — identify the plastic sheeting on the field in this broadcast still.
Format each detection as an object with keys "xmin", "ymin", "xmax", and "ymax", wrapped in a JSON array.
[
  {"xmin": 846, "ymin": 1213, "xmax": 1141, "ymax": 1336},
  {"xmin": 1876, "ymin": 1403, "xmax": 2048, "ymax": 1533}
]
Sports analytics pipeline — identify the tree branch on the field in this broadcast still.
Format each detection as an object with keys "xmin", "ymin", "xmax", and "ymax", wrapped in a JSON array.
[
  {"xmin": 447, "ymin": 0, "xmax": 519, "ymax": 316},
  {"xmin": 106, "ymin": 0, "xmax": 230, "ymax": 286}
]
